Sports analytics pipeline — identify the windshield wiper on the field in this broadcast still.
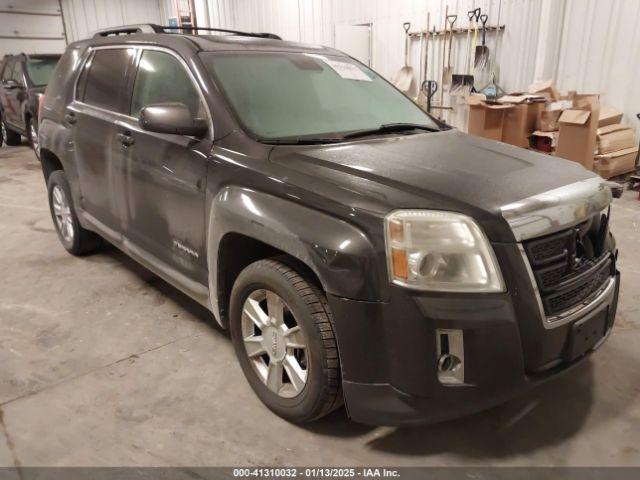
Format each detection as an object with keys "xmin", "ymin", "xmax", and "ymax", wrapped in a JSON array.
[
  {"xmin": 260, "ymin": 137, "xmax": 345, "ymax": 145},
  {"xmin": 342, "ymin": 123, "xmax": 440, "ymax": 140}
]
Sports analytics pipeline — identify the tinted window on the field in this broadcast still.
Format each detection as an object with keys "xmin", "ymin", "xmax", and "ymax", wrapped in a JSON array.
[
  {"xmin": 1, "ymin": 59, "xmax": 14, "ymax": 81},
  {"xmin": 81, "ymin": 48, "xmax": 134, "ymax": 113},
  {"xmin": 26, "ymin": 57, "xmax": 60, "ymax": 86},
  {"xmin": 130, "ymin": 50, "xmax": 204, "ymax": 119},
  {"xmin": 11, "ymin": 61, "xmax": 24, "ymax": 84}
]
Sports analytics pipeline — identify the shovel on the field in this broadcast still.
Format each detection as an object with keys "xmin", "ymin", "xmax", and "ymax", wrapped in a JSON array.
[
  {"xmin": 417, "ymin": 13, "xmax": 431, "ymax": 107},
  {"xmin": 392, "ymin": 22, "xmax": 417, "ymax": 97},
  {"xmin": 442, "ymin": 14, "xmax": 457, "ymax": 93},
  {"xmin": 474, "ymin": 14, "xmax": 490, "ymax": 69},
  {"xmin": 451, "ymin": 9, "xmax": 478, "ymax": 96}
]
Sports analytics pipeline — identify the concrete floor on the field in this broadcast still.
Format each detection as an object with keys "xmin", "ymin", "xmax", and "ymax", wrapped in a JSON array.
[{"xmin": 0, "ymin": 143, "xmax": 639, "ymax": 467}]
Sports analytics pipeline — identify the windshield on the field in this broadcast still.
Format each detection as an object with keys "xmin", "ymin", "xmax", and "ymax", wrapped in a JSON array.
[
  {"xmin": 201, "ymin": 51, "xmax": 439, "ymax": 141},
  {"xmin": 26, "ymin": 57, "xmax": 60, "ymax": 87}
]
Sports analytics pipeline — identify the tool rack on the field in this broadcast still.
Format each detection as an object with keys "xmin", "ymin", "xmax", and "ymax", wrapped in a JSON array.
[{"xmin": 408, "ymin": 25, "xmax": 505, "ymax": 38}]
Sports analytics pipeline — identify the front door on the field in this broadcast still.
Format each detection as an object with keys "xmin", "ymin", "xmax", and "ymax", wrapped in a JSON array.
[
  {"xmin": 118, "ymin": 48, "xmax": 210, "ymax": 284},
  {"xmin": 69, "ymin": 47, "xmax": 136, "ymax": 237}
]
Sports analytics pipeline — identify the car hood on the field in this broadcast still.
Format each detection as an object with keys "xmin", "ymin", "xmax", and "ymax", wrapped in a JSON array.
[{"xmin": 269, "ymin": 129, "xmax": 599, "ymax": 242}]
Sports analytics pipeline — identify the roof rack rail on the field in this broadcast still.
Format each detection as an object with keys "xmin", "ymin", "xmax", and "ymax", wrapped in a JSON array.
[
  {"xmin": 93, "ymin": 24, "xmax": 161, "ymax": 37},
  {"xmin": 92, "ymin": 23, "xmax": 281, "ymax": 40},
  {"xmin": 157, "ymin": 25, "xmax": 282, "ymax": 40}
]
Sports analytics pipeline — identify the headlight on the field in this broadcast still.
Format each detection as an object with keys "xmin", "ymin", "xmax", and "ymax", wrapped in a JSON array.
[{"xmin": 384, "ymin": 210, "xmax": 505, "ymax": 292}]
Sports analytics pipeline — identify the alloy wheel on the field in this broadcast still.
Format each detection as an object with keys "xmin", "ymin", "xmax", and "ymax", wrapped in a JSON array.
[
  {"xmin": 30, "ymin": 123, "xmax": 40, "ymax": 156},
  {"xmin": 52, "ymin": 185, "xmax": 74, "ymax": 243},
  {"xmin": 241, "ymin": 289, "xmax": 309, "ymax": 398}
]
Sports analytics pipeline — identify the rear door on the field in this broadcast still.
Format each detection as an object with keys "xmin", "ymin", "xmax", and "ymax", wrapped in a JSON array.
[
  {"xmin": 69, "ymin": 47, "xmax": 136, "ymax": 238},
  {"xmin": 117, "ymin": 47, "xmax": 211, "ymax": 284},
  {"xmin": 0, "ymin": 58, "xmax": 20, "ymax": 127}
]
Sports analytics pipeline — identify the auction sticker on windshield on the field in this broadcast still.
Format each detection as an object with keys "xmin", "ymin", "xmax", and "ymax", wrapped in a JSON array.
[{"xmin": 320, "ymin": 57, "xmax": 372, "ymax": 81}]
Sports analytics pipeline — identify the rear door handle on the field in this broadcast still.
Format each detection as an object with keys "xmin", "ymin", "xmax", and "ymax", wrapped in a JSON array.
[
  {"xmin": 116, "ymin": 132, "xmax": 135, "ymax": 147},
  {"xmin": 64, "ymin": 112, "xmax": 76, "ymax": 124}
]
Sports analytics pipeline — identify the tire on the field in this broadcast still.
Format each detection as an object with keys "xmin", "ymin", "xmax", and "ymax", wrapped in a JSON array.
[
  {"xmin": 47, "ymin": 170, "xmax": 102, "ymax": 255},
  {"xmin": 1, "ymin": 116, "xmax": 22, "ymax": 146},
  {"xmin": 230, "ymin": 258, "xmax": 342, "ymax": 423},
  {"xmin": 26, "ymin": 117, "xmax": 40, "ymax": 159}
]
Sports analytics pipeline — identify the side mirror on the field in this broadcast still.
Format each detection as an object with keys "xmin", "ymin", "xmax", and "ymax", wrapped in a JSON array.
[
  {"xmin": 139, "ymin": 102, "xmax": 208, "ymax": 137},
  {"xmin": 605, "ymin": 181, "xmax": 623, "ymax": 199},
  {"xmin": 2, "ymin": 79, "xmax": 20, "ymax": 90}
]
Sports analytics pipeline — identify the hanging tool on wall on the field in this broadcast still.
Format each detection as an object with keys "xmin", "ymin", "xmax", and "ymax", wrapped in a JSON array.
[
  {"xmin": 451, "ymin": 8, "xmax": 479, "ymax": 95},
  {"xmin": 474, "ymin": 13, "xmax": 490, "ymax": 69},
  {"xmin": 439, "ymin": 6, "xmax": 448, "ymax": 105},
  {"xmin": 479, "ymin": 0, "xmax": 506, "ymax": 100},
  {"xmin": 392, "ymin": 22, "xmax": 417, "ymax": 97},
  {"xmin": 442, "ymin": 13, "xmax": 457, "ymax": 95},
  {"xmin": 417, "ymin": 13, "xmax": 431, "ymax": 108},
  {"xmin": 421, "ymin": 80, "xmax": 438, "ymax": 113}
]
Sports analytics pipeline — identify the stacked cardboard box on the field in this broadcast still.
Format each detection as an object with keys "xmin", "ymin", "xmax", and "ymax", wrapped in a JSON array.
[
  {"xmin": 465, "ymin": 79, "xmax": 638, "ymax": 179},
  {"xmin": 593, "ymin": 123, "xmax": 638, "ymax": 178}
]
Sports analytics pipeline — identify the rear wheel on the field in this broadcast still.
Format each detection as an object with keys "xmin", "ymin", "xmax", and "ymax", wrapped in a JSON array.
[
  {"xmin": 47, "ymin": 170, "xmax": 102, "ymax": 255},
  {"xmin": 229, "ymin": 258, "xmax": 342, "ymax": 423},
  {"xmin": 1, "ymin": 116, "xmax": 22, "ymax": 146}
]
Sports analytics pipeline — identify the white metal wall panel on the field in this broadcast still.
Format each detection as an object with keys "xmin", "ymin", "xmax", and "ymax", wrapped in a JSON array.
[
  {"xmin": 0, "ymin": 0, "xmax": 66, "ymax": 56},
  {"xmin": 556, "ymin": 0, "xmax": 640, "ymax": 133},
  {"xmin": 60, "ymin": 0, "xmax": 163, "ymax": 42}
]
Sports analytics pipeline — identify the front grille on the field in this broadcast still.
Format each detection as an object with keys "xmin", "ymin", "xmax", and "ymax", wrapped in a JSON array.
[
  {"xmin": 523, "ymin": 221, "xmax": 613, "ymax": 318},
  {"xmin": 543, "ymin": 259, "xmax": 611, "ymax": 315}
]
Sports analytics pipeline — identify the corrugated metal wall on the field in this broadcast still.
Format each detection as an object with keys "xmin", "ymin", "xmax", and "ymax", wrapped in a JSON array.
[
  {"xmin": 555, "ymin": 0, "xmax": 640, "ymax": 133},
  {"xmin": 188, "ymin": 0, "xmax": 640, "ymax": 133},
  {"xmin": 60, "ymin": 0, "xmax": 163, "ymax": 42}
]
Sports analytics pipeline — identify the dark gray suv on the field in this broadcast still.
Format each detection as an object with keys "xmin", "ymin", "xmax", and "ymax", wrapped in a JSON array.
[
  {"xmin": 38, "ymin": 24, "xmax": 620, "ymax": 425},
  {"xmin": 0, "ymin": 53, "xmax": 60, "ymax": 155}
]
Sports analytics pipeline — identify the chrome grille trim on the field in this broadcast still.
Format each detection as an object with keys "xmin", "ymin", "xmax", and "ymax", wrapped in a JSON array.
[
  {"xmin": 518, "ymin": 245, "xmax": 615, "ymax": 329},
  {"xmin": 501, "ymin": 177, "xmax": 613, "ymax": 242}
]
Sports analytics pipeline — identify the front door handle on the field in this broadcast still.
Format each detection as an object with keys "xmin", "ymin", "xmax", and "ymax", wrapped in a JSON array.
[
  {"xmin": 64, "ymin": 112, "xmax": 76, "ymax": 124},
  {"xmin": 116, "ymin": 132, "xmax": 135, "ymax": 147}
]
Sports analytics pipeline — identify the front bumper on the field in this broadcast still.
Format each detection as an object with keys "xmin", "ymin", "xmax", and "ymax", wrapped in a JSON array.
[{"xmin": 327, "ymin": 266, "xmax": 620, "ymax": 426}]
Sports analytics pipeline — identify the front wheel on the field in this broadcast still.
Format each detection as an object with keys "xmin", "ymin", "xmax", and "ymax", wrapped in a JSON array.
[
  {"xmin": 229, "ymin": 258, "xmax": 342, "ymax": 423},
  {"xmin": 27, "ymin": 117, "xmax": 40, "ymax": 159}
]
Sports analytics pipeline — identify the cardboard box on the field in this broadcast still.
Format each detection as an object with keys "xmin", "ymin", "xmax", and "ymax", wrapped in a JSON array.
[
  {"xmin": 529, "ymin": 130, "xmax": 558, "ymax": 153},
  {"xmin": 594, "ymin": 147, "xmax": 638, "ymax": 178},
  {"xmin": 502, "ymin": 102, "xmax": 545, "ymax": 148},
  {"xmin": 597, "ymin": 124, "xmax": 636, "ymax": 154},
  {"xmin": 467, "ymin": 95, "xmax": 513, "ymax": 141},
  {"xmin": 555, "ymin": 95, "xmax": 600, "ymax": 169},
  {"xmin": 537, "ymin": 109, "xmax": 563, "ymax": 131},
  {"xmin": 528, "ymin": 79, "xmax": 560, "ymax": 101},
  {"xmin": 598, "ymin": 106, "xmax": 624, "ymax": 127}
]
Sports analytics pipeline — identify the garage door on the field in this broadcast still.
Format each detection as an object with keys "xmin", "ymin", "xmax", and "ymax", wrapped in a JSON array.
[{"xmin": 0, "ymin": 0, "xmax": 66, "ymax": 57}]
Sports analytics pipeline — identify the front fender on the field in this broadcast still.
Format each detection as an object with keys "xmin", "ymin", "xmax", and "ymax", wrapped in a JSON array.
[{"xmin": 207, "ymin": 186, "xmax": 383, "ymax": 320}]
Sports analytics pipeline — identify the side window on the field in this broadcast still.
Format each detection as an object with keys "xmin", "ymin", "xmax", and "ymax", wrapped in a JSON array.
[
  {"xmin": 12, "ymin": 61, "xmax": 24, "ymax": 85},
  {"xmin": 80, "ymin": 48, "xmax": 134, "ymax": 113},
  {"xmin": 130, "ymin": 50, "xmax": 205, "ymax": 120},
  {"xmin": 2, "ymin": 59, "xmax": 14, "ymax": 81}
]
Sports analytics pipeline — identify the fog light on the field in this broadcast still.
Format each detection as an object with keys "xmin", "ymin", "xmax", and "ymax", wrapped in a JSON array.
[
  {"xmin": 437, "ymin": 353, "xmax": 462, "ymax": 373},
  {"xmin": 436, "ymin": 329, "xmax": 465, "ymax": 384}
]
